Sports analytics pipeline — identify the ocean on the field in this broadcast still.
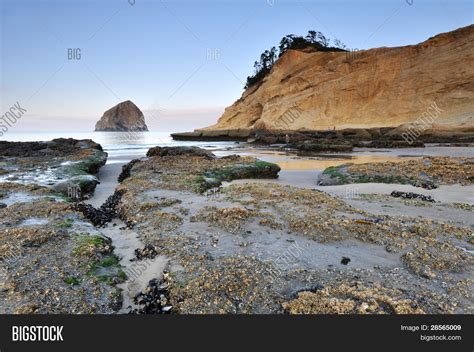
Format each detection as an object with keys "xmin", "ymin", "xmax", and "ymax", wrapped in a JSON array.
[{"xmin": 0, "ymin": 131, "xmax": 238, "ymax": 159}]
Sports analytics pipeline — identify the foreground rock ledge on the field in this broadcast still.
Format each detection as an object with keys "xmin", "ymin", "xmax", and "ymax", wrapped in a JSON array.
[
  {"xmin": 0, "ymin": 139, "xmax": 124, "ymax": 314},
  {"xmin": 112, "ymin": 146, "xmax": 473, "ymax": 314}
]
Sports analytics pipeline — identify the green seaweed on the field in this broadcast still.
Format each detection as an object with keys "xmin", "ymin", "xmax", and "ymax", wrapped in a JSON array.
[
  {"xmin": 64, "ymin": 276, "xmax": 81, "ymax": 286},
  {"xmin": 99, "ymin": 255, "xmax": 120, "ymax": 267},
  {"xmin": 321, "ymin": 164, "xmax": 431, "ymax": 186},
  {"xmin": 72, "ymin": 233, "xmax": 108, "ymax": 257},
  {"xmin": 60, "ymin": 149, "xmax": 107, "ymax": 177},
  {"xmin": 84, "ymin": 251, "xmax": 125, "ymax": 286},
  {"xmin": 55, "ymin": 218, "xmax": 74, "ymax": 228},
  {"xmin": 323, "ymin": 165, "xmax": 349, "ymax": 183},
  {"xmin": 196, "ymin": 160, "xmax": 281, "ymax": 193}
]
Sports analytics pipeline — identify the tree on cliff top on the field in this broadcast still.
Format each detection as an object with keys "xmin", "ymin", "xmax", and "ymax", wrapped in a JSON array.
[{"xmin": 245, "ymin": 31, "xmax": 347, "ymax": 89}]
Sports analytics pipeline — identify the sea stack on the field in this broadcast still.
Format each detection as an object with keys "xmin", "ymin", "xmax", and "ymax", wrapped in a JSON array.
[{"xmin": 95, "ymin": 100, "xmax": 148, "ymax": 132}]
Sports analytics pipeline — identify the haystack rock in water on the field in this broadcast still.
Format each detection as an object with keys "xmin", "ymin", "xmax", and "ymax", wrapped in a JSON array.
[
  {"xmin": 177, "ymin": 25, "xmax": 473, "ymax": 139},
  {"xmin": 95, "ymin": 100, "xmax": 148, "ymax": 132}
]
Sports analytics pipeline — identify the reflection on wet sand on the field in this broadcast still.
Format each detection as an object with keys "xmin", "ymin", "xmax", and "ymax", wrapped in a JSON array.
[
  {"xmin": 274, "ymin": 156, "xmax": 420, "ymax": 170},
  {"xmin": 232, "ymin": 151, "xmax": 421, "ymax": 171},
  {"xmin": 218, "ymin": 148, "xmax": 422, "ymax": 171},
  {"xmin": 216, "ymin": 145, "xmax": 474, "ymax": 172}
]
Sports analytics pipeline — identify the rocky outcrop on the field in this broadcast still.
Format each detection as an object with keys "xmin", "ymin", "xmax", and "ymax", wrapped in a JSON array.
[
  {"xmin": 177, "ymin": 25, "xmax": 474, "ymax": 140},
  {"xmin": 119, "ymin": 146, "xmax": 280, "ymax": 194},
  {"xmin": 317, "ymin": 157, "xmax": 473, "ymax": 188},
  {"xmin": 0, "ymin": 138, "xmax": 103, "ymax": 157},
  {"xmin": 0, "ymin": 138, "xmax": 107, "ymax": 200},
  {"xmin": 95, "ymin": 100, "xmax": 148, "ymax": 132},
  {"xmin": 146, "ymin": 146, "xmax": 216, "ymax": 160}
]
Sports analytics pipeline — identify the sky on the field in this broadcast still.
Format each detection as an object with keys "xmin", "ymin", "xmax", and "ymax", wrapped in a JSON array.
[{"xmin": 1, "ymin": 0, "xmax": 472, "ymax": 132}]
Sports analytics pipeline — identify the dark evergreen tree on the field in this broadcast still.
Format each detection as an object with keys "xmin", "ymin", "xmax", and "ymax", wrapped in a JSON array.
[
  {"xmin": 245, "ymin": 31, "xmax": 347, "ymax": 89},
  {"xmin": 333, "ymin": 39, "xmax": 346, "ymax": 49},
  {"xmin": 279, "ymin": 35, "xmax": 295, "ymax": 56},
  {"xmin": 316, "ymin": 31, "xmax": 329, "ymax": 47},
  {"xmin": 306, "ymin": 30, "xmax": 317, "ymax": 43}
]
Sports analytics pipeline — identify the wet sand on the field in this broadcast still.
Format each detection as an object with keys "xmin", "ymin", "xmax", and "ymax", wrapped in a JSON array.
[
  {"xmin": 227, "ymin": 178, "xmax": 474, "ymax": 204},
  {"xmin": 85, "ymin": 154, "xmax": 168, "ymax": 313}
]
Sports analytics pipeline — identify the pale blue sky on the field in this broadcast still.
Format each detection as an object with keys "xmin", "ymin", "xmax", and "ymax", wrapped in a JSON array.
[{"xmin": 1, "ymin": 0, "xmax": 472, "ymax": 132}]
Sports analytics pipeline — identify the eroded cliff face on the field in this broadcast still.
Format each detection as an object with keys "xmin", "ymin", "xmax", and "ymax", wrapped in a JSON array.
[
  {"xmin": 201, "ymin": 25, "xmax": 474, "ymax": 133},
  {"xmin": 95, "ymin": 100, "xmax": 148, "ymax": 132}
]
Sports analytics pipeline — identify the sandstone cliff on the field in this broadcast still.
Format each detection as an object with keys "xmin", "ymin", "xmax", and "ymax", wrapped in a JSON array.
[
  {"xmin": 95, "ymin": 100, "xmax": 148, "ymax": 132},
  {"xmin": 198, "ymin": 25, "xmax": 474, "ymax": 136}
]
